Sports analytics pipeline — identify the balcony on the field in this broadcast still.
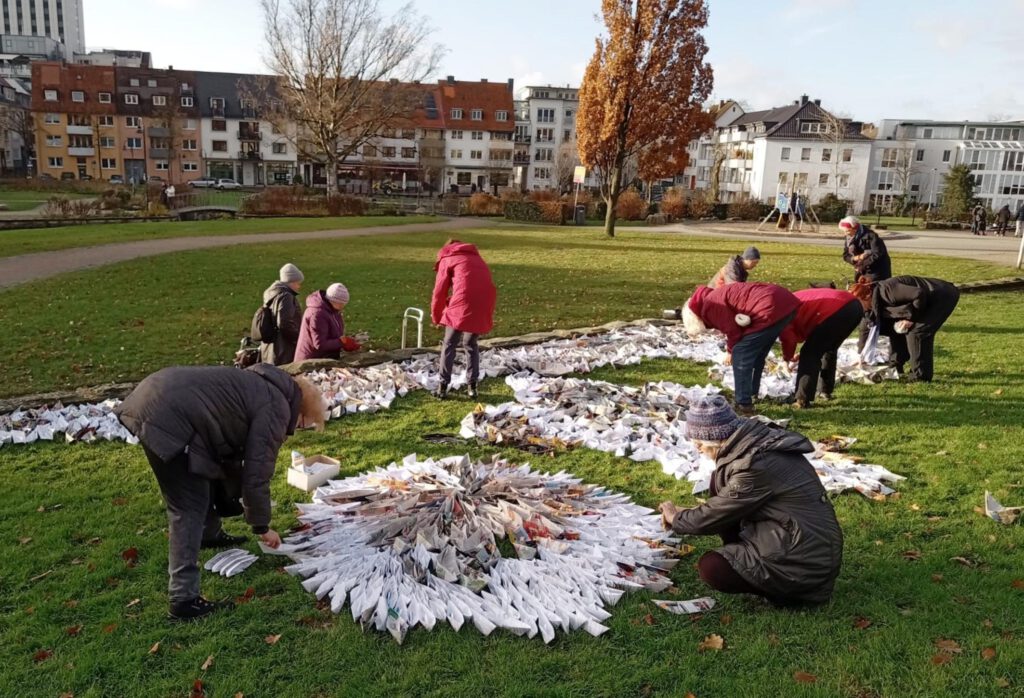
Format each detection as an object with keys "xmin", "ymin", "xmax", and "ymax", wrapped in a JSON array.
[
  {"xmin": 238, "ymin": 130, "xmax": 262, "ymax": 141},
  {"xmin": 149, "ymin": 148, "xmax": 169, "ymax": 159},
  {"xmin": 68, "ymin": 147, "xmax": 95, "ymax": 157},
  {"xmin": 514, "ymin": 134, "xmax": 532, "ymax": 144},
  {"xmin": 147, "ymin": 127, "xmax": 170, "ymax": 138},
  {"xmin": 66, "ymin": 124, "xmax": 93, "ymax": 135},
  {"xmin": 238, "ymin": 150, "xmax": 263, "ymax": 160},
  {"xmin": 513, "ymin": 155, "xmax": 530, "ymax": 165}
]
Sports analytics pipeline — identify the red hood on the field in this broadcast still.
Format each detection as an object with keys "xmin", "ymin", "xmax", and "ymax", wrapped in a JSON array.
[
  {"xmin": 435, "ymin": 242, "xmax": 481, "ymax": 268},
  {"xmin": 688, "ymin": 286, "xmax": 711, "ymax": 317}
]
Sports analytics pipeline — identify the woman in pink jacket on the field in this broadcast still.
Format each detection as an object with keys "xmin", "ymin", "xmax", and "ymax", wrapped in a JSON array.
[{"xmin": 431, "ymin": 239, "xmax": 497, "ymax": 399}]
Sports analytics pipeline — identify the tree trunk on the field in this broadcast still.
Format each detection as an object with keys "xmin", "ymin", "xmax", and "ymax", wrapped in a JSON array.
[
  {"xmin": 325, "ymin": 153, "xmax": 339, "ymax": 195},
  {"xmin": 604, "ymin": 163, "xmax": 623, "ymax": 238}
]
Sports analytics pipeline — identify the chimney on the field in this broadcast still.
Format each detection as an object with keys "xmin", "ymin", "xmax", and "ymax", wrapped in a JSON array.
[
  {"xmin": 800, "ymin": 94, "xmax": 809, "ymax": 105},
  {"xmin": 168, "ymin": 65, "xmax": 173, "ymax": 70},
  {"xmin": 481, "ymin": 78, "xmax": 487, "ymax": 82},
  {"xmin": 446, "ymin": 75, "xmax": 455, "ymax": 85},
  {"xmin": 507, "ymin": 78, "xmax": 514, "ymax": 93},
  {"xmin": 813, "ymin": 99, "xmax": 821, "ymax": 106}
]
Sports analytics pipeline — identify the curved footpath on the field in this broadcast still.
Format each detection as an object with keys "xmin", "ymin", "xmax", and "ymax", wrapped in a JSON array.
[{"xmin": 0, "ymin": 217, "xmax": 482, "ymax": 290}]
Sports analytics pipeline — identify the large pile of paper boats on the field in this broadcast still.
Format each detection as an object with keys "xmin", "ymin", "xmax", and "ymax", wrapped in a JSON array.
[
  {"xmin": 0, "ymin": 400, "xmax": 137, "ymax": 446},
  {"xmin": 459, "ymin": 373, "xmax": 904, "ymax": 499},
  {"xmin": 277, "ymin": 453, "xmax": 680, "ymax": 643}
]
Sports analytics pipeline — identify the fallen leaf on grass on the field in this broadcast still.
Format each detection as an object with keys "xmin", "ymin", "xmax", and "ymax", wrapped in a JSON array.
[
  {"xmin": 931, "ymin": 574, "xmax": 944, "ymax": 583},
  {"xmin": 1011, "ymin": 579, "xmax": 1024, "ymax": 590},
  {"xmin": 201, "ymin": 655, "xmax": 214, "ymax": 671},
  {"xmin": 234, "ymin": 693, "xmax": 245, "ymax": 698},
  {"xmin": 677, "ymin": 543, "xmax": 696, "ymax": 557},
  {"xmin": 910, "ymin": 503, "xmax": 921, "ymax": 511},
  {"xmin": 264, "ymin": 634, "xmax": 281, "ymax": 645},
  {"xmin": 996, "ymin": 678, "xmax": 1011, "ymax": 689},
  {"xmin": 235, "ymin": 587, "xmax": 255, "ymax": 605},
  {"xmin": 643, "ymin": 613, "xmax": 656, "ymax": 626},
  {"xmin": 32, "ymin": 649, "xmax": 53, "ymax": 663},
  {"xmin": 793, "ymin": 671, "xmax": 817, "ymax": 684},
  {"xmin": 190, "ymin": 679, "xmax": 206, "ymax": 698},
  {"xmin": 126, "ymin": 598, "xmax": 141, "ymax": 608},
  {"xmin": 87, "ymin": 537, "xmax": 102, "ymax": 546},
  {"xmin": 982, "ymin": 647, "xmax": 997, "ymax": 661},
  {"xmin": 853, "ymin": 617, "xmax": 872, "ymax": 630},
  {"xmin": 19, "ymin": 537, "xmax": 32, "ymax": 545},
  {"xmin": 24, "ymin": 606, "xmax": 34, "ymax": 615},
  {"xmin": 65, "ymin": 625, "xmax": 83, "ymax": 637},
  {"xmin": 112, "ymin": 497, "xmax": 128, "ymax": 506},
  {"xmin": 29, "ymin": 569, "xmax": 53, "ymax": 583},
  {"xmin": 720, "ymin": 614, "xmax": 733, "ymax": 626},
  {"xmin": 59, "ymin": 693, "xmax": 73, "ymax": 698},
  {"xmin": 697, "ymin": 634, "xmax": 724, "ymax": 652},
  {"xmin": 901, "ymin": 550, "xmax": 922, "ymax": 561},
  {"xmin": 951, "ymin": 556, "xmax": 977, "ymax": 568},
  {"xmin": 64, "ymin": 600, "xmax": 79, "ymax": 608},
  {"xmin": 148, "ymin": 642, "xmax": 161, "ymax": 655},
  {"xmin": 122, "ymin": 548, "xmax": 139, "ymax": 567},
  {"xmin": 982, "ymin": 619, "xmax": 994, "ymax": 628},
  {"xmin": 931, "ymin": 653, "xmax": 954, "ymax": 666},
  {"xmin": 102, "ymin": 624, "xmax": 117, "ymax": 634},
  {"xmin": 933, "ymin": 638, "xmax": 962, "ymax": 655},
  {"xmin": 767, "ymin": 634, "xmax": 780, "ymax": 646}
]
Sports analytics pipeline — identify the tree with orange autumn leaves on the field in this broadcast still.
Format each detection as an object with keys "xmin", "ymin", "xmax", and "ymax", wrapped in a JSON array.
[{"xmin": 577, "ymin": 0, "xmax": 714, "ymax": 237}]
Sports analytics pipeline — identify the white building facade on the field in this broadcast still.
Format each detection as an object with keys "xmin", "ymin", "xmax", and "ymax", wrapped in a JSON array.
[
  {"xmin": 1, "ymin": 0, "xmax": 84, "ymax": 56},
  {"xmin": 521, "ymin": 85, "xmax": 595, "ymax": 191}
]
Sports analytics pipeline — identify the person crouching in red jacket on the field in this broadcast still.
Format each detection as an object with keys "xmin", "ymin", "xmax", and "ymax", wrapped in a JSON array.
[
  {"xmin": 778, "ymin": 288, "xmax": 864, "ymax": 408},
  {"xmin": 684, "ymin": 283, "xmax": 800, "ymax": 415},
  {"xmin": 431, "ymin": 239, "xmax": 497, "ymax": 399}
]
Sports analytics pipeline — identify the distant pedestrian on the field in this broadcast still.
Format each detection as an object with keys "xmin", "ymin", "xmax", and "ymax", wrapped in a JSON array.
[
  {"xmin": 294, "ymin": 283, "xmax": 360, "ymax": 362},
  {"xmin": 839, "ymin": 215, "xmax": 891, "ymax": 351},
  {"xmin": 709, "ymin": 246, "xmax": 761, "ymax": 288},
  {"xmin": 257, "ymin": 263, "xmax": 304, "ymax": 366},
  {"xmin": 431, "ymin": 239, "xmax": 497, "ymax": 400},
  {"xmin": 971, "ymin": 204, "xmax": 987, "ymax": 236},
  {"xmin": 1016, "ymin": 203, "xmax": 1024, "ymax": 238},
  {"xmin": 995, "ymin": 204, "xmax": 1011, "ymax": 237}
]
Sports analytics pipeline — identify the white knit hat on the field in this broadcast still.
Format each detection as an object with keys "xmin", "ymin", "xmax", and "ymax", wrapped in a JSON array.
[
  {"xmin": 326, "ymin": 283, "xmax": 349, "ymax": 306},
  {"xmin": 279, "ymin": 263, "xmax": 304, "ymax": 283}
]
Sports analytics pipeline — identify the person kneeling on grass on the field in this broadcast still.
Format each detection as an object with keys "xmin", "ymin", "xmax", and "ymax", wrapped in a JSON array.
[
  {"xmin": 683, "ymin": 282, "xmax": 800, "ymax": 416},
  {"xmin": 708, "ymin": 246, "xmax": 761, "ymax": 289},
  {"xmin": 659, "ymin": 396, "xmax": 843, "ymax": 606},
  {"xmin": 294, "ymin": 282, "xmax": 361, "ymax": 362},
  {"xmin": 778, "ymin": 287, "xmax": 864, "ymax": 408},
  {"xmin": 115, "ymin": 365, "xmax": 327, "ymax": 621}
]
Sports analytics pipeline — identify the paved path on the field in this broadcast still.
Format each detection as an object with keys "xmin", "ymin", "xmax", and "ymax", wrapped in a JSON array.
[
  {"xmin": 635, "ymin": 221, "xmax": 1023, "ymax": 268},
  {"xmin": 0, "ymin": 218, "xmax": 482, "ymax": 289}
]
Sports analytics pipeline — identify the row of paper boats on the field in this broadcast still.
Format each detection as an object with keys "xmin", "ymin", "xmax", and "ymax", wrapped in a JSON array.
[
  {"xmin": 458, "ymin": 373, "xmax": 905, "ymax": 499},
  {"xmin": 275, "ymin": 454, "xmax": 680, "ymax": 644},
  {"xmin": 0, "ymin": 400, "xmax": 138, "ymax": 447}
]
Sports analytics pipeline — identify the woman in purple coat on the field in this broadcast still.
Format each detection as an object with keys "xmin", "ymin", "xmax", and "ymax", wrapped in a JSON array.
[{"xmin": 294, "ymin": 283, "xmax": 360, "ymax": 362}]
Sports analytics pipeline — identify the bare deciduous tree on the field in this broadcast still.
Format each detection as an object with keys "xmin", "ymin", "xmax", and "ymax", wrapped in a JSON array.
[
  {"xmin": 818, "ymin": 110, "xmax": 851, "ymax": 197},
  {"xmin": 254, "ymin": 0, "xmax": 443, "ymax": 193},
  {"xmin": 891, "ymin": 140, "xmax": 918, "ymax": 213},
  {"xmin": 0, "ymin": 102, "xmax": 33, "ymax": 175},
  {"xmin": 553, "ymin": 141, "xmax": 580, "ymax": 193}
]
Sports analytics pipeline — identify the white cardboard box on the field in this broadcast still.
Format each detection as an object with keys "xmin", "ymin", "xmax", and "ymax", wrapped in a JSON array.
[{"xmin": 287, "ymin": 454, "xmax": 341, "ymax": 492}]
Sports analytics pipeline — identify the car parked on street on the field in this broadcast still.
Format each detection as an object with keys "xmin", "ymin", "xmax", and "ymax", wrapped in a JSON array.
[
  {"xmin": 189, "ymin": 177, "xmax": 216, "ymax": 188},
  {"xmin": 215, "ymin": 178, "xmax": 241, "ymax": 190},
  {"xmin": 109, "ymin": 175, "xmax": 124, "ymax": 185}
]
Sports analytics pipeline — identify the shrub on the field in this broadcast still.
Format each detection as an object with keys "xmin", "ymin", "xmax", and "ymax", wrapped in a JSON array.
[
  {"xmin": 688, "ymin": 194, "xmax": 715, "ymax": 219},
  {"xmin": 816, "ymin": 193, "xmax": 851, "ymax": 223},
  {"xmin": 660, "ymin": 188, "xmax": 688, "ymax": 219},
  {"xmin": 537, "ymin": 201, "xmax": 570, "ymax": 224},
  {"xmin": 727, "ymin": 195, "xmax": 765, "ymax": 221},
  {"xmin": 292, "ymin": 174, "xmax": 303, "ymax": 186},
  {"xmin": 325, "ymin": 194, "xmax": 367, "ymax": 216},
  {"xmin": 527, "ymin": 189, "xmax": 559, "ymax": 203},
  {"xmin": 241, "ymin": 186, "xmax": 308, "ymax": 215},
  {"xmin": 467, "ymin": 193, "xmax": 503, "ymax": 216},
  {"xmin": 503, "ymin": 200, "xmax": 543, "ymax": 222},
  {"xmin": 615, "ymin": 190, "xmax": 646, "ymax": 220},
  {"xmin": 596, "ymin": 201, "xmax": 608, "ymax": 220}
]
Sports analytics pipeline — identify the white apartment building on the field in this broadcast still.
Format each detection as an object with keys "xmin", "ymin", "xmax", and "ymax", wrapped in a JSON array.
[
  {"xmin": 867, "ymin": 119, "xmax": 1024, "ymax": 212},
  {"xmin": 1, "ymin": 0, "xmax": 84, "ymax": 56},
  {"xmin": 521, "ymin": 85, "xmax": 588, "ymax": 191}
]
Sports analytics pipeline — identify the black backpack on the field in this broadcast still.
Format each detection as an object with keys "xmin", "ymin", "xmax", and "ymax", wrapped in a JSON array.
[{"xmin": 251, "ymin": 300, "xmax": 278, "ymax": 344}]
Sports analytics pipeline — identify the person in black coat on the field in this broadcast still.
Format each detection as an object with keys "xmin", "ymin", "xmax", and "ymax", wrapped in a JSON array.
[
  {"xmin": 839, "ymin": 215, "xmax": 892, "ymax": 350},
  {"xmin": 115, "ymin": 364, "xmax": 327, "ymax": 621},
  {"xmin": 869, "ymin": 276, "xmax": 960, "ymax": 382}
]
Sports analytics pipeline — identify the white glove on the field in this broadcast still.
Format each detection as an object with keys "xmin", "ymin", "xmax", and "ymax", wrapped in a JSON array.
[
  {"xmin": 735, "ymin": 313, "xmax": 751, "ymax": 327},
  {"xmin": 894, "ymin": 320, "xmax": 913, "ymax": 334}
]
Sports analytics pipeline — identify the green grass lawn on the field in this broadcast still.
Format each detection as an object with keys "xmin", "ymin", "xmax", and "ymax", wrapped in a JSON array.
[
  {"xmin": 0, "ymin": 215, "xmax": 438, "ymax": 258},
  {"xmin": 0, "ymin": 228, "xmax": 1021, "ymax": 696},
  {"xmin": 0, "ymin": 188, "xmax": 89, "ymax": 212}
]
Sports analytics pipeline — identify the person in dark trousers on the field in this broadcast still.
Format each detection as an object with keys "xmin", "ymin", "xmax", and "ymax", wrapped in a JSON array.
[
  {"xmin": 431, "ymin": 239, "xmax": 497, "ymax": 400},
  {"xmin": 779, "ymin": 288, "xmax": 864, "ymax": 408},
  {"xmin": 259, "ymin": 263, "xmax": 304, "ymax": 365},
  {"xmin": 115, "ymin": 364, "xmax": 326, "ymax": 621},
  {"xmin": 659, "ymin": 396, "xmax": 843, "ymax": 606},
  {"xmin": 869, "ymin": 275, "xmax": 961, "ymax": 382},
  {"xmin": 840, "ymin": 215, "xmax": 892, "ymax": 351},
  {"xmin": 971, "ymin": 204, "xmax": 987, "ymax": 236},
  {"xmin": 708, "ymin": 246, "xmax": 761, "ymax": 288},
  {"xmin": 294, "ymin": 283, "xmax": 360, "ymax": 362},
  {"xmin": 684, "ymin": 283, "xmax": 800, "ymax": 416},
  {"xmin": 1016, "ymin": 203, "xmax": 1024, "ymax": 238},
  {"xmin": 994, "ymin": 204, "xmax": 1012, "ymax": 237}
]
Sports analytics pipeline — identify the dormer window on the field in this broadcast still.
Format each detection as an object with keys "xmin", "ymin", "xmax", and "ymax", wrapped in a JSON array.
[
  {"xmin": 470, "ymin": 109, "xmax": 482, "ymax": 121},
  {"xmin": 450, "ymin": 108, "xmax": 463, "ymax": 120}
]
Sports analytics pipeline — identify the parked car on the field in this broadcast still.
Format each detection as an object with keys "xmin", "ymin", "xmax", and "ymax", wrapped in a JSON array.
[
  {"xmin": 109, "ymin": 175, "xmax": 124, "ymax": 185},
  {"xmin": 215, "ymin": 178, "xmax": 241, "ymax": 190},
  {"xmin": 189, "ymin": 177, "xmax": 216, "ymax": 189}
]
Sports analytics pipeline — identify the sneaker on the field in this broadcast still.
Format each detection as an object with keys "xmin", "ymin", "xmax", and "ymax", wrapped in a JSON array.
[
  {"xmin": 817, "ymin": 393, "xmax": 833, "ymax": 403},
  {"xmin": 736, "ymin": 403, "xmax": 757, "ymax": 417},
  {"xmin": 200, "ymin": 531, "xmax": 247, "ymax": 549},
  {"xmin": 168, "ymin": 596, "xmax": 234, "ymax": 623},
  {"xmin": 467, "ymin": 383, "xmax": 478, "ymax": 399}
]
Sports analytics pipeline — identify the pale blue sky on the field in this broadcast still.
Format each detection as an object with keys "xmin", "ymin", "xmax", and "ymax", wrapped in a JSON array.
[{"xmin": 84, "ymin": 0, "xmax": 1024, "ymax": 125}]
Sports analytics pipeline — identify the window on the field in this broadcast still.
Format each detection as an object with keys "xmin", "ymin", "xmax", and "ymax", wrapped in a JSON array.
[
  {"xmin": 272, "ymin": 142, "xmax": 287, "ymax": 154},
  {"xmin": 842, "ymin": 148, "xmax": 853, "ymax": 162},
  {"xmin": 182, "ymin": 139, "xmax": 197, "ymax": 150},
  {"xmin": 180, "ymin": 96, "xmax": 193, "ymax": 107},
  {"xmin": 210, "ymin": 97, "xmax": 225, "ymax": 110},
  {"xmin": 362, "ymin": 145, "xmax": 377, "ymax": 157},
  {"xmin": 563, "ymin": 130, "xmax": 572, "ymax": 141},
  {"xmin": 69, "ymin": 135, "xmax": 93, "ymax": 148},
  {"xmin": 401, "ymin": 129, "xmax": 415, "ymax": 140},
  {"xmin": 819, "ymin": 173, "xmax": 829, "ymax": 186},
  {"xmin": 536, "ymin": 128, "xmax": 553, "ymax": 142},
  {"xmin": 99, "ymin": 136, "xmax": 115, "ymax": 148},
  {"xmin": 456, "ymin": 172, "xmax": 472, "ymax": 185},
  {"xmin": 147, "ymin": 79, "xmax": 157, "ymax": 87},
  {"xmin": 126, "ymin": 116, "xmax": 141, "ymax": 128},
  {"xmin": 71, "ymin": 90, "xmax": 84, "ymax": 102},
  {"xmin": 470, "ymin": 150, "xmax": 482, "ymax": 160},
  {"xmin": 535, "ymin": 148, "xmax": 553, "ymax": 162},
  {"xmin": 910, "ymin": 184, "xmax": 920, "ymax": 193},
  {"xmin": 155, "ymin": 161, "xmax": 169, "ymax": 171},
  {"xmin": 126, "ymin": 137, "xmax": 142, "ymax": 149},
  {"xmin": 129, "ymin": 78, "xmax": 139, "ymax": 87},
  {"xmin": 44, "ymin": 113, "xmax": 60, "ymax": 124},
  {"xmin": 470, "ymin": 109, "xmax": 482, "ymax": 121},
  {"xmin": 495, "ymin": 110, "xmax": 508, "ymax": 122},
  {"xmin": 838, "ymin": 174, "xmax": 849, "ymax": 187},
  {"xmin": 183, "ymin": 119, "xmax": 196, "ymax": 130},
  {"xmin": 800, "ymin": 122, "xmax": 827, "ymax": 134},
  {"xmin": 381, "ymin": 127, "xmax": 397, "ymax": 139},
  {"xmin": 922, "ymin": 128, "xmax": 933, "ymax": 139},
  {"xmin": 212, "ymin": 119, "xmax": 226, "ymax": 132},
  {"xmin": 450, "ymin": 130, "xmax": 463, "ymax": 139},
  {"xmin": 401, "ymin": 147, "xmax": 415, "ymax": 158},
  {"xmin": 778, "ymin": 172, "xmax": 789, "ymax": 184},
  {"xmin": 881, "ymin": 148, "xmax": 897, "ymax": 168},
  {"xmin": 536, "ymin": 108, "xmax": 555, "ymax": 123},
  {"xmin": 1003, "ymin": 151, "xmax": 1024, "ymax": 171},
  {"xmin": 471, "ymin": 131, "xmax": 483, "ymax": 140},
  {"xmin": 212, "ymin": 140, "xmax": 227, "ymax": 152},
  {"xmin": 101, "ymin": 158, "xmax": 117, "ymax": 169},
  {"xmin": 821, "ymin": 148, "xmax": 832, "ymax": 162},
  {"xmin": 47, "ymin": 156, "xmax": 63, "ymax": 168},
  {"xmin": 565, "ymin": 109, "xmax": 574, "ymax": 118},
  {"xmin": 801, "ymin": 148, "xmax": 811, "ymax": 161},
  {"xmin": 534, "ymin": 166, "xmax": 551, "ymax": 179},
  {"xmin": 796, "ymin": 172, "xmax": 808, "ymax": 186},
  {"xmin": 124, "ymin": 93, "xmax": 139, "ymax": 105},
  {"xmin": 69, "ymin": 114, "xmax": 90, "ymax": 126},
  {"xmin": 450, "ymin": 108, "xmax": 463, "ymax": 120},
  {"xmin": 915, "ymin": 149, "xmax": 924, "ymax": 162},
  {"xmin": 183, "ymin": 162, "xmax": 199, "ymax": 172},
  {"xmin": 44, "ymin": 89, "xmax": 57, "ymax": 101},
  {"xmin": 781, "ymin": 147, "xmax": 791, "ymax": 160},
  {"xmin": 99, "ymin": 115, "xmax": 114, "ymax": 126},
  {"xmin": 450, "ymin": 149, "xmax": 463, "ymax": 159},
  {"xmin": 45, "ymin": 135, "xmax": 62, "ymax": 147},
  {"xmin": 152, "ymin": 95, "xmax": 167, "ymax": 106},
  {"xmin": 382, "ymin": 146, "xmax": 396, "ymax": 158},
  {"xmin": 942, "ymin": 150, "xmax": 951, "ymax": 163}
]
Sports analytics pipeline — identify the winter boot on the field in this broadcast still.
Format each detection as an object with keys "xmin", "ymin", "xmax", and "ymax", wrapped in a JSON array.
[{"xmin": 168, "ymin": 597, "xmax": 234, "ymax": 623}]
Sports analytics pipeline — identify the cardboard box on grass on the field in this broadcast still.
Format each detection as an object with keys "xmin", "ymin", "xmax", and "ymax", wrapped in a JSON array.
[{"xmin": 287, "ymin": 453, "xmax": 341, "ymax": 492}]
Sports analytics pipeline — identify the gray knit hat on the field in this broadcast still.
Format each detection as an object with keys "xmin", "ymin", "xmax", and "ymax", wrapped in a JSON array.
[
  {"xmin": 742, "ymin": 246, "xmax": 761, "ymax": 261},
  {"xmin": 279, "ymin": 263, "xmax": 304, "ymax": 283},
  {"xmin": 685, "ymin": 395, "xmax": 741, "ymax": 442}
]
